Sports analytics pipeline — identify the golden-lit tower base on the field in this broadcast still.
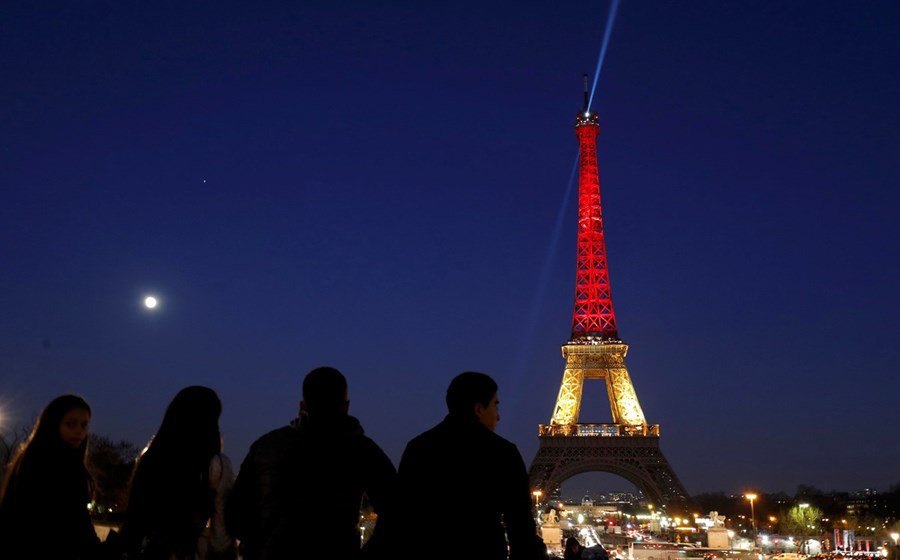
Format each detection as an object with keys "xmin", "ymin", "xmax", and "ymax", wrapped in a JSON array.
[
  {"xmin": 528, "ymin": 340, "xmax": 692, "ymax": 511},
  {"xmin": 550, "ymin": 342, "xmax": 646, "ymax": 427}
]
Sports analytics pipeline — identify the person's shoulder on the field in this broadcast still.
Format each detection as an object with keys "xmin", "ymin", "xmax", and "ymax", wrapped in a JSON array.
[
  {"xmin": 487, "ymin": 429, "xmax": 517, "ymax": 447},
  {"xmin": 343, "ymin": 417, "xmax": 390, "ymax": 452},
  {"xmin": 404, "ymin": 421, "xmax": 445, "ymax": 447},
  {"xmin": 209, "ymin": 452, "xmax": 235, "ymax": 471},
  {"xmin": 211, "ymin": 450, "xmax": 234, "ymax": 462},
  {"xmin": 356, "ymin": 433, "xmax": 393, "ymax": 464},
  {"xmin": 481, "ymin": 428, "xmax": 524, "ymax": 457},
  {"xmin": 249, "ymin": 425, "xmax": 298, "ymax": 449},
  {"xmin": 258, "ymin": 424, "xmax": 296, "ymax": 439},
  {"xmin": 395, "ymin": 424, "xmax": 442, "ymax": 464}
]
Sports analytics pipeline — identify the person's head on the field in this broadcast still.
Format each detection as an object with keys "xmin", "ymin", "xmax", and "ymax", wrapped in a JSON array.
[
  {"xmin": 151, "ymin": 385, "xmax": 222, "ymax": 460},
  {"xmin": 301, "ymin": 366, "xmax": 349, "ymax": 417},
  {"xmin": 445, "ymin": 371, "xmax": 500, "ymax": 431},
  {"xmin": 31, "ymin": 394, "xmax": 92, "ymax": 455},
  {"xmin": 566, "ymin": 537, "xmax": 582, "ymax": 553},
  {"xmin": 126, "ymin": 386, "xmax": 222, "ymax": 526}
]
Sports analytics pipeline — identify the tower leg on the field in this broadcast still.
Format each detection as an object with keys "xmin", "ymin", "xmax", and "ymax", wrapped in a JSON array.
[{"xmin": 550, "ymin": 367, "xmax": 584, "ymax": 425}]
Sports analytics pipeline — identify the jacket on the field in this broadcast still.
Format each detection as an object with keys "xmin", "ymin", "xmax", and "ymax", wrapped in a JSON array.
[
  {"xmin": 226, "ymin": 413, "xmax": 396, "ymax": 560},
  {"xmin": 394, "ymin": 414, "xmax": 543, "ymax": 560}
]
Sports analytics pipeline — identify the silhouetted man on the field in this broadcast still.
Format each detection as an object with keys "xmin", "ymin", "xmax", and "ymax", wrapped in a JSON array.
[
  {"xmin": 226, "ymin": 366, "xmax": 396, "ymax": 560},
  {"xmin": 394, "ymin": 371, "xmax": 543, "ymax": 560}
]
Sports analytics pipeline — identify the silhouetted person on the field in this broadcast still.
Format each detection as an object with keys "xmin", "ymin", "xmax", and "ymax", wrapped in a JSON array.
[
  {"xmin": 393, "ymin": 371, "xmax": 543, "ymax": 560},
  {"xmin": 119, "ymin": 385, "xmax": 232, "ymax": 559},
  {"xmin": 0, "ymin": 394, "xmax": 101, "ymax": 559},
  {"xmin": 564, "ymin": 537, "xmax": 584, "ymax": 560},
  {"xmin": 226, "ymin": 366, "xmax": 396, "ymax": 560},
  {"xmin": 583, "ymin": 544, "xmax": 609, "ymax": 560}
]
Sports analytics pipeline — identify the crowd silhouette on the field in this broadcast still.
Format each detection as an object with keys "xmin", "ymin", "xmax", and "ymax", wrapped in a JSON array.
[{"xmin": 0, "ymin": 367, "xmax": 548, "ymax": 560}]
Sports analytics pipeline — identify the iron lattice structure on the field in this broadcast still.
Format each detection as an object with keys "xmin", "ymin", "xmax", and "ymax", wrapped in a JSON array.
[
  {"xmin": 528, "ymin": 101, "xmax": 691, "ymax": 512},
  {"xmin": 571, "ymin": 111, "xmax": 618, "ymax": 340}
]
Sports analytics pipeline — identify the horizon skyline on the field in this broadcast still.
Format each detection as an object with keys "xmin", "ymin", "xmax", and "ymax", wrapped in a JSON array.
[{"xmin": 2, "ymin": 401, "xmax": 894, "ymax": 499}]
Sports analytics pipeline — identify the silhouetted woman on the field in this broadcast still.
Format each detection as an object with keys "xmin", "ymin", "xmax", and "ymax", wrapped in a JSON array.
[
  {"xmin": 0, "ymin": 394, "xmax": 101, "ymax": 559},
  {"xmin": 120, "ymin": 386, "xmax": 227, "ymax": 559}
]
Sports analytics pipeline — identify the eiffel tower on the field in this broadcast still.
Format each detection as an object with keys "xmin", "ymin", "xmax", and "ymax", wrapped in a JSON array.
[{"xmin": 528, "ymin": 79, "xmax": 691, "ymax": 511}]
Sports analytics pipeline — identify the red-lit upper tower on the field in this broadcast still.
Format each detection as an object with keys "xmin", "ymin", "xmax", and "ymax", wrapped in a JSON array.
[{"xmin": 571, "ymin": 81, "xmax": 618, "ymax": 342}]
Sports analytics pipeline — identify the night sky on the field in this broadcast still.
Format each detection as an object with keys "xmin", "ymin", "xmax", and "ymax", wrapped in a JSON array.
[{"xmin": 2, "ymin": 1, "xmax": 899, "ymax": 498}]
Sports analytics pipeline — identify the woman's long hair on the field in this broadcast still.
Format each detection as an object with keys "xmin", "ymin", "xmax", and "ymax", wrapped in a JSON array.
[
  {"xmin": 124, "ymin": 386, "xmax": 222, "ymax": 554},
  {"xmin": 0, "ymin": 394, "xmax": 93, "ymax": 506}
]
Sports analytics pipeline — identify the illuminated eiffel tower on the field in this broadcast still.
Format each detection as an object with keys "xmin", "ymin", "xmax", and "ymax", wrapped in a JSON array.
[{"xmin": 528, "ymin": 80, "xmax": 691, "ymax": 510}]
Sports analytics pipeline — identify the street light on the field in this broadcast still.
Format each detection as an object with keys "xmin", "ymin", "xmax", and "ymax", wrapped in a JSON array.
[
  {"xmin": 745, "ymin": 493, "xmax": 758, "ymax": 542},
  {"xmin": 532, "ymin": 490, "xmax": 542, "ymax": 521},
  {"xmin": 890, "ymin": 532, "xmax": 898, "ymax": 546}
]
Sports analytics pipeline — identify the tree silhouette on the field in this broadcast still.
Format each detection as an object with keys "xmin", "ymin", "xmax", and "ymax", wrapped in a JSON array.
[
  {"xmin": 0, "ymin": 421, "xmax": 32, "ymax": 481},
  {"xmin": 88, "ymin": 435, "xmax": 140, "ymax": 520}
]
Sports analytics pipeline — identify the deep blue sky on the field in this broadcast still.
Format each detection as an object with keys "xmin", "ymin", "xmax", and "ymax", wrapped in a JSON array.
[{"xmin": 2, "ymin": 1, "xmax": 898, "ymax": 497}]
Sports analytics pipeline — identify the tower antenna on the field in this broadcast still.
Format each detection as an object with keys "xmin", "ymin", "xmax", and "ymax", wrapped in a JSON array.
[{"xmin": 582, "ymin": 73, "xmax": 589, "ymax": 113}]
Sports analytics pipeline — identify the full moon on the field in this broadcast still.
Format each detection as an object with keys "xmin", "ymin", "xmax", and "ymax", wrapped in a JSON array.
[{"xmin": 144, "ymin": 296, "xmax": 158, "ymax": 309}]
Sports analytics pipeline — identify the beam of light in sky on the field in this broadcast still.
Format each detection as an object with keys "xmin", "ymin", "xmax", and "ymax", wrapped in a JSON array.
[
  {"xmin": 509, "ymin": 2, "xmax": 620, "ymax": 410},
  {"xmin": 587, "ymin": 0, "xmax": 621, "ymax": 112},
  {"xmin": 507, "ymin": 152, "xmax": 579, "ymax": 416}
]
